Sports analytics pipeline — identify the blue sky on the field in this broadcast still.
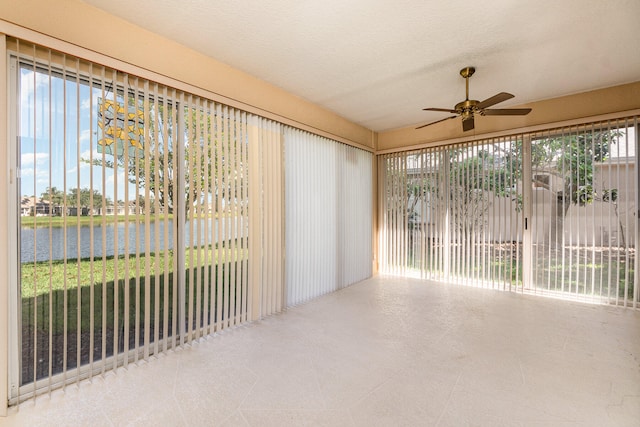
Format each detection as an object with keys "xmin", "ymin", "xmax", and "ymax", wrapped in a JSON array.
[{"xmin": 19, "ymin": 65, "xmax": 138, "ymax": 202}]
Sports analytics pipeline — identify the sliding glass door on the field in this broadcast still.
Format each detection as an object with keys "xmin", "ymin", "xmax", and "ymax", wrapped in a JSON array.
[
  {"xmin": 379, "ymin": 137, "xmax": 524, "ymax": 290},
  {"xmin": 528, "ymin": 120, "xmax": 637, "ymax": 305},
  {"xmin": 13, "ymin": 50, "xmax": 182, "ymax": 393},
  {"xmin": 10, "ymin": 42, "xmax": 253, "ymax": 400},
  {"xmin": 379, "ymin": 119, "xmax": 638, "ymax": 308}
]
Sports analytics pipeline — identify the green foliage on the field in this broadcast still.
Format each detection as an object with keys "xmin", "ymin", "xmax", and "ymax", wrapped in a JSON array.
[
  {"xmin": 40, "ymin": 186, "xmax": 65, "ymax": 206},
  {"xmin": 401, "ymin": 129, "xmax": 621, "ymax": 231},
  {"xmin": 36, "ymin": 186, "xmax": 111, "ymax": 212},
  {"xmin": 21, "ymin": 260, "xmax": 243, "ymax": 381},
  {"xmin": 601, "ymin": 188, "xmax": 618, "ymax": 202},
  {"xmin": 67, "ymin": 187, "xmax": 111, "ymax": 209},
  {"xmin": 87, "ymin": 98, "xmax": 247, "ymax": 218},
  {"xmin": 536, "ymin": 130, "xmax": 620, "ymax": 206}
]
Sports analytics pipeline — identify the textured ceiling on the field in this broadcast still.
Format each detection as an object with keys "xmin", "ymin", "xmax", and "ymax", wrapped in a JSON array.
[{"xmin": 83, "ymin": 0, "xmax": 640, "ymax": 132}]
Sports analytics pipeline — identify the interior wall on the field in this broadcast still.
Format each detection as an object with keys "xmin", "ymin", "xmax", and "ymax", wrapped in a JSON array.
[
  {"xmin": 378, "ymin": 81, "xmax": 640, "ymax": 151},
  {"xmin": 0, "ymin": 0, "xmax": 374, "ymax": 150}
]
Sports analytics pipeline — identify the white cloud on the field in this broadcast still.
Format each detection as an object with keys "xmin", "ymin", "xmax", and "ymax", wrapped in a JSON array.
[
  {"xmin": 66, "ymin": 162, "xmax": 90, "ymax": 175},
  {"xmin": 80, "ymin": 148, "xmax": 102, "ymax": 161},
  {"xmin": 21, "ymin": 152, "xmax": 49, "ymax": 166},
  {"xmin": 20, "ymin": 70, "xmax": 50, "ymax": 105},
  {"xmin": 80, "ymin": 129, "xmax": 93, "ymax": 144},
  {"xmin": 21, "ymin": 167, "xmax": 50, "ymax": 180},
  {"xmin": 81, "ymin": 97, "xmax": 92, "ymax": 111}
]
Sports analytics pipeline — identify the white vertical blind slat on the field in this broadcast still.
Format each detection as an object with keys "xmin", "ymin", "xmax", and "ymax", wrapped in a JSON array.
[
  {"xmin": 154, "ymin": 84, "xmax": 165, "ymax": 347},
  {"xmin": 201, "ymin": 98, "xmax": 211, "ymax": 337},
  {"xmin": 229, "ymin": 109, "xmax": 238, "ymax": 326},
  {"xmin": 161, "ymin": 86, "xmax": 171, "ymax": 350},
  {"xmin": 215, "ymin": 102, "xmax": 224, "ymax": 331}
]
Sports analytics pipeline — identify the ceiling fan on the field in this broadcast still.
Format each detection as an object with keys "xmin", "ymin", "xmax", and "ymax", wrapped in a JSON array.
[{"xmin": 417, "ymin": 66, "xmax": 532, "ymax": 132}]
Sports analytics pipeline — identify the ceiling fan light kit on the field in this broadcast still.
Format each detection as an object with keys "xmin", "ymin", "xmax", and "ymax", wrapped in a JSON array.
[{"xmin": 417, "ymin": 66, "xmax": 532, "ymax": 131}]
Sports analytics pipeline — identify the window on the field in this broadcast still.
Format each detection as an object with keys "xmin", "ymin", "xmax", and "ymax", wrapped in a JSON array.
[
  {"xmin": 10, "ymin": 43, "xmax": 251, "ymax": 401},
  {"xmin": 380, "ymin": 120, "xmax": 639, "ymax": 307},
  {"xmin": 8, "ymin": 39, "xmax": 374, "ymax": 404}
]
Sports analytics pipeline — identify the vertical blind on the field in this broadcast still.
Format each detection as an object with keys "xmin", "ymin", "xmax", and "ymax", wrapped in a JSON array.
[
  {"xmin": 379, "ymin": 119, "xmax": 638, "ymax": 308},
  {"xmin": 335, "ymin": 143, "xmax": 373, "ymax": 288},
  {"xmin": 528, "ymin": 119, "xmax": 638, "ymax": 306},
  {"xmin": 9, "ymin": 39, "xmax": 373, "ymax": 403},
  {"xmin": 379, "ymin": 138, "xmax": 523, "ymax": 289},
  {"xmin": 250, "ymin": 117, "xmax": 285, "ymax": 319},
  {"xmin": 180, "ymin": 98, "xmax": 250, "ymax": 341},
  {"xmin": 284, "ymin": 128, "xmax": 373, "ymax": 307},
  {"xmin": 10, "ymin": 41, "xmax": 255, "ymax": 400}
]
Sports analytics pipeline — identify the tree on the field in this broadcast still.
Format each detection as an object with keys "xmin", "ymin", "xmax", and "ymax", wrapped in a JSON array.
[
  {"xmin": 403, "ymin": 144, "xmax": 523, "ymax": 240},
  {"xmin": 67, "ymin": 187, "xmax": 110, "ymax": 210},
  {"xmin": 87, "ymin": 95, "xmax": 245, "ymax": 218},
  {"xmin": 531, "ymin": 131, "xmax": 622, "ymax": 245},
  {"xmin": 534, "ymin": 131, "xmax": 620, "ymax": 208},
  {"xmin": 404, "ymin": 129, "xmax": 621, "ymax": 244},
  {"xmin": 40, "ymin": 186, "xmax": 65, "ymax": 206}
]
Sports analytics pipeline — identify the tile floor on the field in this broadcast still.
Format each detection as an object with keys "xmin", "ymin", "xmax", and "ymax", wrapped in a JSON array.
[{"xmin": 2, "ymin": 276, "xmax": 639, "ymax": 426}]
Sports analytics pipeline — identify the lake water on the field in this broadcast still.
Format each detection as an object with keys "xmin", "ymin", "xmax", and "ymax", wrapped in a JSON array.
[{"xmin": 20, "ymin": 218, "xmax": 245, "ymax": 263}]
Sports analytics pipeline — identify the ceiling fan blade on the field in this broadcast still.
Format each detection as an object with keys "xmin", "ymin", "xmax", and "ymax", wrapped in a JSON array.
[
  {"xmin": 416, "ymin": 115, "xmax": 457, "ymax": 130},
  {"xmin": 476, "ymin": 92, "xmax": 514, "ymax": 109},
  {"xmin": 422, "ymin": 107, "xmax": 458, "ymax": 113},
  {"xmin": 482, "ymin": 108, "xmax": 532, "ymax": 116},
  {"xmin": 462, "ymin": 116, "xmax": 475, "ymax": 132}
]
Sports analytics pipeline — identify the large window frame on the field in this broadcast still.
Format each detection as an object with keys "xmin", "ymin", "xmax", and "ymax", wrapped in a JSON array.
[
  {"xmin": 5, "ymin": 37, "xmax": 375, "ymax": 406},
  {"xmin": 7, "ymin": 44, "xmax": 257, "ymax": 402},
  {"xmin": 379, "ymin": 119, "xmax": 639, "ymax": 308}
]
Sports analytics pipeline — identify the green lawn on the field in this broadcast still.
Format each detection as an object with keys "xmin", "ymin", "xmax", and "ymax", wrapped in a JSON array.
[
  {"xmin": 20, "ymin": 258, "xmax": 245, "ymax": 382},
  {"xmin": 20, "ymin": 214, "xmax": 174, "ymax": 228},
  {"xmin": 20, "ymin": 246, "xmax": 246, "ymax": 337},
  {"xmin": 20, "ymin": 245, "xmax": 246, "ymax": 298},
  {"xmin": 20, "ymin": 212, "xmax": 235, "ymax": 228}
]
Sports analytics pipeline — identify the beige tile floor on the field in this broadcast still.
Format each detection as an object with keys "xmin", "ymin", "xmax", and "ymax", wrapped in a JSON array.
[{"xmin": 2, "ymin": 276, "xmax": 639, "ymax": 426}]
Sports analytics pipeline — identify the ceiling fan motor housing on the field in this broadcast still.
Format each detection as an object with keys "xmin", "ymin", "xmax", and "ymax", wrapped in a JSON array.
[{"xmin": 455, "ymin": 99, "xmax": 478, "ymax": 113}]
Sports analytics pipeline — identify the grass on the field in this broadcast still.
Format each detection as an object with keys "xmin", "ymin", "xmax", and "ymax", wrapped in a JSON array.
[
  {"xmin": 21, "ymin": 242, "xmax": 246, "ymax": 335},
  {"xmin": 20, "ymin": 241, "xmax": 247, "ymax": 380},
  {"xmin": 21, "ymin": 260, "xmax": 245, "ymax": 381},
  {"xmin": 405, "ymin": 242, "xmax": 635, "ymax": 301},
  {"xmin": 20, "ymin": 212, "xmax": 236, "ymax": 228},
  {"xmin": 20, "ymin": 244, "xmax": 246, "ymax": 298},
  {"xmin": 532, "ymin": 256, "xmax": 635, "ymax": 300},
  {"xmin": 20, "ymin": 238, "xmax": 247, "ymax": 359},
  {"xmin": 22, "ymin": 261, "xmax": 242, "ymax": 334},
  {"xmin": 20, "ymin": 214, "xmax": 168, "ymax": 228}
]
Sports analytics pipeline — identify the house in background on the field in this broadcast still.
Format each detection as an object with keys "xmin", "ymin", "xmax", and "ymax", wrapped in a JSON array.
[{"xmin": 19, "ymin": 197, "xmax": 61, "ymax": 217}]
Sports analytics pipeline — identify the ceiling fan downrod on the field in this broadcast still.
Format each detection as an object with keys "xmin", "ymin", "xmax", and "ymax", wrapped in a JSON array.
[
  {"xmin": 460, "ymin": 66, "xmax": 475, "ymax": 100},
  {"xmin": 455, "ymin": 66, "xmax": 478, "ymax": 113}
]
